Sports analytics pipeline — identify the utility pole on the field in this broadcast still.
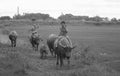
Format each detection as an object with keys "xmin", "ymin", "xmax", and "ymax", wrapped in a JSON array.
[{"xmin": 17, "ymin": 6, "xmax": 19, "ymax": 15}]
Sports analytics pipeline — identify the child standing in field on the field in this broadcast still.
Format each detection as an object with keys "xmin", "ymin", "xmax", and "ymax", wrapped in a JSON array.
[{"xmin": 40, "ymin": 43, "xmax": 48, "ymax": 59}]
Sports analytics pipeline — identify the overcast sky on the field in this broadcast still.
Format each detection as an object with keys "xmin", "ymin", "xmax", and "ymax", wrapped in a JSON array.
[{"xmin": 0, "ymin": 0, "xmax": 120, "ymax": 19}]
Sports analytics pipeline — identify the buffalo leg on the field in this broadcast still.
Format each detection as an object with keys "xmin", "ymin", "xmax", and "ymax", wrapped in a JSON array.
[
  {"xmin": 32, "ymin": 43, "xmax": 35, "ymax": 51},
  {"xmin": 15, "ymin": 40, "xmax": 16, "ymax": 47},
  {"xmin": 67, "ymin": 58, "xmax": 70, "ymax": 65},
  {"xmin": 32, "ymin": 43, "xmax": 34, "ymax": 48},
  {"xmin": 13, "ymin": 41, "xmax": 15, "ymax": 47},
  {"xmin": 36, "ymin": 44, "xmax": 39, "ymax": 51},
  {"xmin": 44, "ymin": 52, "xmax": 47, "ymax": 58},
  {"xmin": 54, "ymin": 52, "xmax": 57, "ymax": 57},
  {"xmin": 50, "ymin": 49, "xmax": 54, "ymax": 56},
  {"xmin": 40, "ymin": 53, "xmax": 43, "ymax": 59},
  {"xmin": 56, "ymin": 55, "xmax": 59, "ymax": 65},
  {"xmin": 60, "ymin": 55, "xmax": 63, "ymax": 67},
  {"xmin": 50, "ymin": 49, "xmax": 56, "ymax": 57},
  {"xmin": 49, "ymin": 48, "xmax": 53, "ymax": 56},
  {"xmin": 10, "ymin": 40, "xmax": 12, "ymax": 47},
  {"xmin": 11, "ymin": 40, "xmax": 14, "ymax": 47},
  {"xmin": 14, "ymin": 40, "xmax": 16, "ymax": 47},
  {"xmin": 35, "ymin": 45, "xmax": 37, "ymax": 51}
]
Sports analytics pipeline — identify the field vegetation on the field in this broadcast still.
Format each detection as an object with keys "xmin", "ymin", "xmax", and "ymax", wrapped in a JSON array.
[{"xmin": 0, "ymin": 20, "xmax": 120, "ymax": 76}]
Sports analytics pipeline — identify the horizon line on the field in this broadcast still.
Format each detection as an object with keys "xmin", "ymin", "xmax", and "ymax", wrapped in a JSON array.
[{"xmin": 0, "ymin": 12, "xmax": 118, "ymax": 19}]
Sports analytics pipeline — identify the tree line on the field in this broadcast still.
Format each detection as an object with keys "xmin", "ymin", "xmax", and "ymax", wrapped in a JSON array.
[{"xmin": 0, "ymin": 13, "xmax": 120, "ymax": 23}]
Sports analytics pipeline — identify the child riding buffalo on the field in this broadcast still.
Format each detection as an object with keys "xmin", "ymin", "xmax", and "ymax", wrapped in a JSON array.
[{"xmin": 55, "ymin": 21, "xmax": 72, "ymax": 48}]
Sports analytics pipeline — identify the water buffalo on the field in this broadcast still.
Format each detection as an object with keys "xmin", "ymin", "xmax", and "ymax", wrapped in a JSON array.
[
  {"xmin": 9, "ymin": 31, "xmax": 18, "ymax": 47},
  {"xmin": 47, "ymin": 34, "xmax": 58, "ymax": 56},
  {"xmin": 47, "ymin": 34, "xmax": 76, "ymax": 66},
  {"xmin": 29, "ymin": 34, "xmax": 43, "ymax": 51},
  {"xmin": 55, "ymin": 38, "xmax": 76, "ymax": 67}
]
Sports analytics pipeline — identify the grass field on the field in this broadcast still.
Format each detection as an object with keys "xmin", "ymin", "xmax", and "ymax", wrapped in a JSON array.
[{"xmin": 0, "ymin": 22, "xmax": 120, "ymax": 76}]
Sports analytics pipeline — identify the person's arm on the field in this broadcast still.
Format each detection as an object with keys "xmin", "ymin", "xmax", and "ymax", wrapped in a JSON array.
[{"xmin": 63, "ymin": 26, "xmax": 68, "ymax": 33}]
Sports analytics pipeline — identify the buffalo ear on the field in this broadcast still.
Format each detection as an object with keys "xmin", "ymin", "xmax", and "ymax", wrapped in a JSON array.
[{"xmin": 71, "ymin": 45, "xmax": 77, "ymax": 49}]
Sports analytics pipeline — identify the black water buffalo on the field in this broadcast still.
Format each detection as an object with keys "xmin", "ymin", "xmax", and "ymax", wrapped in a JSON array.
[
  {"xmin": 9, "ymin": 31, "xmax": 18, "ymax": 47},
  {"xmin": 55, "ymin": 42, "xmax": 76, "ymax": 67},
  {"xmin": 47, "ymin": 34, "xmax": 58, "ymax": 56},
  {"xmin": 29, "ymin": 35, "xmax": 43, "ymax": 51},
  {"xmin": 47, "ymin": 34, "xmax": 76, "ymax": 66}
]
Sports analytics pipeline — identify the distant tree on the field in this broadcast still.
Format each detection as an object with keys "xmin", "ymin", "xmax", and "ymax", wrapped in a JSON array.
[
  {"xmin": 102, "ymin": 17, "xmax": 109, "ymax": 22},
  {"xmin": 58, "ymin": 14, "xmax": 89, "ymax": 21},
  {"xmin": 111, "ymin": 17, "xmax": 118, "ymax": 22},
  {"xmin": 13, "ymin": 13, "xmax": 52, "ymax": 20},
  {"xmin": 58, "ymin": 14, "xmax": 73, "ymax": 20},
  {"xmin": 93, "ymin": 16, "xmax": 103, "ymax": 22},
  {"xmin": 0, "ymin": 16, "xmax": 11, "ymax": 20},
  {"xmin": 13, "ymin": 14, "xmax": 21, "ymax": 19},
  {"xmin": 118, "ymin": 19, "xmax": 120, "ymax": 22}
]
